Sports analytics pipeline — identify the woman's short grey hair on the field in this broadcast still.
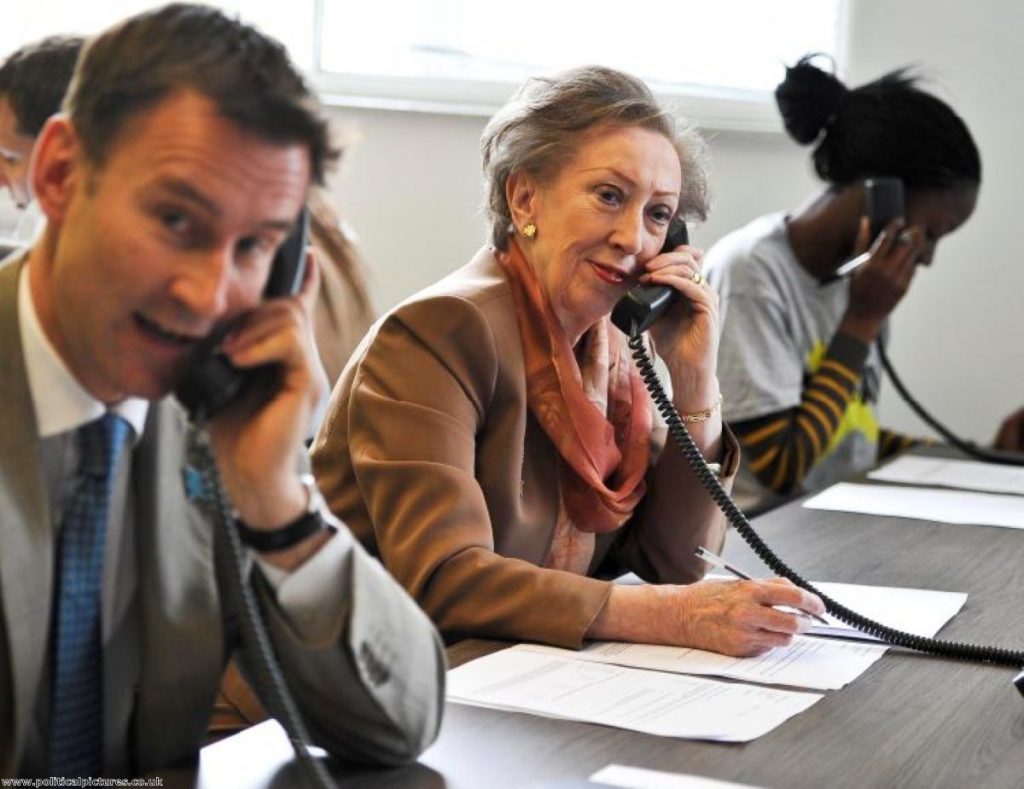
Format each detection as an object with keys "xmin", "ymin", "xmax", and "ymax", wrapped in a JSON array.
[{"xmin": 481, "ymin": 65, "xmax": 709, "ymax": 250}]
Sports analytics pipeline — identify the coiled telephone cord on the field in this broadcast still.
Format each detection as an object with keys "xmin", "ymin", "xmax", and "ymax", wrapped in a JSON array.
[
  {"xmin": 195, "ymin": 433, "xmax": 336, "ymax": 789},
  {"xmin": 628, "ymin": 333, "xmax": 1024, "ymax": 667}
]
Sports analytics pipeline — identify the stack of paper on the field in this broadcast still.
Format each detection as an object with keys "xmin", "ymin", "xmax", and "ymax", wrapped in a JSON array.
[
  {"xmin": 807, "ymin": 581, "xmax": 967, "ymax": 641},
  {"xmin": 515, "ymin": 639, "xmax": 886, "ymax": 692},
  {"xmin": 447, "ymin": 580, "xmax": 967, "ymax": 742},
  {"xmin": 447, "ymin": 648, "xmax": 822, "ymax": 742},
  {"xmin": 868, "ymin": 456, "xmax": 1024, "ymax": 496},
  {"xmin": 802, "ymin": 482, "xmax": 1024, "ymax": 529},
  {"xmin": 591, "ymin": 764, "xmax": 761, "ymax": 788}
]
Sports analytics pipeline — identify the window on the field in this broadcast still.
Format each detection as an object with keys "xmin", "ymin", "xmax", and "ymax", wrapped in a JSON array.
[
  {"xmin": 0, "ymin": 1, "xmax": 316, "ymax": 71},
  {"xmin": 1, "ymin": 0, "xmax": 845, "ymax": 131},
  {"xmin": 315, "ymin": 0, "xmax": 846, "ymax": 130}
]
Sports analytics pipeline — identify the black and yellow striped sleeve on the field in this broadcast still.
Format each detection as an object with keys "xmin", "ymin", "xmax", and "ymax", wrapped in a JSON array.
[
  {"xmin": 731, "ymin": 332, "xmax": 868, "ymax": 495},
  {"xmin": 878, "ymin": 428, "xmax": 920, "ymax": 460}
]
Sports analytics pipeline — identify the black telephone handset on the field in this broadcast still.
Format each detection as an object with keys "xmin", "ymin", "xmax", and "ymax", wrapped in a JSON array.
[
  {"xmin": 610, "ymin": 219, "xmax": 689, "ymax": 337},
  {"xmin": 865, "ymin": 176, "xmax": 905, "ymax": 240},
  {"xmin": 828, "ymin": 177, "xmax": 906, "ymax": 281},
  {"xmin": 174, "ymin": 207, "xmax": 310, "ymax": 424}
]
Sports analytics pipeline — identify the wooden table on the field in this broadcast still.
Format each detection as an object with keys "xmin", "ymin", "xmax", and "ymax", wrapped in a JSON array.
[{"xmin": 196, "ymin": 482, "xmax": 1024, "ymax": 788}]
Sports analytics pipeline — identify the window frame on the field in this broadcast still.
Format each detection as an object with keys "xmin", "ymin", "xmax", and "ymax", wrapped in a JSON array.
[
  {"xmin": 0, "ymin": 0, "xmax": 851, "ymax": 133},
  {"xmin": 307, "ymin": 0, "xmax": 851, "ymax": 132}
]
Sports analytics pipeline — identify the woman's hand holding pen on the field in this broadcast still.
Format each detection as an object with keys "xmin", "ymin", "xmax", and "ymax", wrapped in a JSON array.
[
  {"xmin": 674, "ymin": 579, "xmax": 827, "ymax": 656},
  {"xmin": 841, "ymin": 216, "xmax": 925, "ymax": 344},
  {"xmin": 588, "ymin": 580, "xmax": 826, "ymax": 658}
]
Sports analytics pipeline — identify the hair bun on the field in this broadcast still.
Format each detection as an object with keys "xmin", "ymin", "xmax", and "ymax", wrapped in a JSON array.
[{"xmin": 774, "ymin": 54, "xmax": 848, "ymax": 145}]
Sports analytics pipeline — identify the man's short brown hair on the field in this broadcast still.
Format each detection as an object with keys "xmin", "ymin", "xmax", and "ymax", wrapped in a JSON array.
[
  {"xmin": 64, "ymin": 3, "xmax": 335, "ymax": 183},
  {"xmin": 0, "ymin": 35, "xmax": 84, "ymax": 136}
]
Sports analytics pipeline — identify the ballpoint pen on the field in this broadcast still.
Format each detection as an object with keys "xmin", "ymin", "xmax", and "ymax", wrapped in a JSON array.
[
  {"xmin": 695, "ymin": 546, "xmax": 830, "ymax": 625},
  {"xmin": 833, "ymin": 250, "xmax": 871, "ymax": 279},
  {"xmin": 824, "ymin": 228, "xmax": 917, "ymax": 284}
]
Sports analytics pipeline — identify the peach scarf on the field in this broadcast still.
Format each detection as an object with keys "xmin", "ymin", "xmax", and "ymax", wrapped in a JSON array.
[{"xmin": 498, "ymin": 239, "xmax": 652, "ymax": 568}]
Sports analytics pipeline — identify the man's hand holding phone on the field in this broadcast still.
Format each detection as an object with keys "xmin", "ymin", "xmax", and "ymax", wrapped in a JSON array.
[{"xmin": 206, "ymin": 248, "xmax": 331, "ymax": 569}]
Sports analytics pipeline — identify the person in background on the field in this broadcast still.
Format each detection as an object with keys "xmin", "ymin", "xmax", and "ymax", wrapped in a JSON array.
[
  {"xmin": 995, "ymin": 407, "xmax": 1024, "ymax": 452},
  {"xmin": 705, "ymin": 55, "xmax": 983, "ymax": 514},
  {"xmin": 0, "ymin": 35, "xmax": 84, "ymax": 241},
  {"xmin": 0, "ymin": 3, "xmax": 442, "ymax": 777},
  {"xmin": 308, "ymin": 186, "xmax": 375, "ymax": 386},
  {"xmin": 312, "ymin": 65, "xmax": 824, "ymax": 659}
]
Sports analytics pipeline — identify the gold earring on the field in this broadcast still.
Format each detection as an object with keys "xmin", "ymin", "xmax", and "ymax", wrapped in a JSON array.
[{"xmin": 521, "ymin": 223, "xmax": 537, "ymax": 239}]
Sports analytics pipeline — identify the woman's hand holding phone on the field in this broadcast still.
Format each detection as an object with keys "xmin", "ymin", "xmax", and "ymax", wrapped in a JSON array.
[
  {"xmin": 840, "ymin": 217, "xmax": 925, "ymax": 344},
  {"xmin": 643, "ymin": 244, "xmax": 720, "ymax": 406}
]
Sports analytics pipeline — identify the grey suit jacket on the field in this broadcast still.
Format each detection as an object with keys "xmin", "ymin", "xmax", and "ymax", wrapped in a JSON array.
[{"xmin": 0, "ymin": 256, "xmax": 445, "ymax": 776}]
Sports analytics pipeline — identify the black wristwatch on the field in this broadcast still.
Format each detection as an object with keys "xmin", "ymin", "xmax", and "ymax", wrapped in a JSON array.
[{"xmin": 235, "ymin": 475, "xmax": 332, "ymax": 552}]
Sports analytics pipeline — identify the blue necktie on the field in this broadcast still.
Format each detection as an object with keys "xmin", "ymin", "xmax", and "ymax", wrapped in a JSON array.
[{"xmin": 49, "ymin": 413, "xmax": 130, "ymax": 777}]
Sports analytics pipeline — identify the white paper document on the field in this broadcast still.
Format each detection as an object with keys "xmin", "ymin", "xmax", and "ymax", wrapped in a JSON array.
[
  {"xmin": 807, "ymin": 580, "xmax": 967, "ymax": 641},
  {"xmin": 868, "ymin": 455, "xmax": 1024, "ymax": 496},
  {"xmin": 802, "ymin": 482, "xmax": 1024, "ymax": 530},
  {"xmin": 447, "ymin": 648, "xmax": 821, "ymax": 742},
  {"xmin": 591, "ymin": 764, "xmax": 761, "ymax": 789},
  {"xmin": 515, "ymin": 639, "xmax": 885, "ymax": 691}
]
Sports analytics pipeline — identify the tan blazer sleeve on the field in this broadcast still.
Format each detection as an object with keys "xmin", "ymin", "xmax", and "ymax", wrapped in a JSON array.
[{"xmin": 318, "ymin": 296, "xmax": 611, "ymax": 649}]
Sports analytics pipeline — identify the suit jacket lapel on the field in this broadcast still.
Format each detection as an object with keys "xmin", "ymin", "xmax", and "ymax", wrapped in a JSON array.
[
  {"xmin": 131, "ymin": 402, "xmax": 224, "ymax": 771},
  {"xmin": 0, "ymin": 256, "xmax": 54, "ymax": 771}
]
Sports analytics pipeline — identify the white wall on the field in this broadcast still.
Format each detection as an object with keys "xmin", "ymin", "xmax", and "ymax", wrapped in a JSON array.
[
  {"xmin": 2, "ymin": 1, "xmax": 1013, "ymax": 442},
  {"xmin": 324, "ymin": 107, "xmax": 815, "ymax": 314},
  {"xmin": 325, "ymin": 0, "xmax": 1023, "ymax": 444},
  {"xmin": 843, "ymin": 0, "xmax": 1024, "ymax": 442}
]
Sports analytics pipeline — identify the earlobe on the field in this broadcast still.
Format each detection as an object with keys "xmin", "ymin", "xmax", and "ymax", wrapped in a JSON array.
[
  {"xmin": 31, "ymin": 116, "xmax": 83, "ymax": 225},
  {"xmin": 506, "ymin": 170, "xmax": 539, "ymax": 231}
]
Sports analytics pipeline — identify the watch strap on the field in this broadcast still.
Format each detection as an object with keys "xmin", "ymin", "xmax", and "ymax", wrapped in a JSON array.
[
  {"xmin": 235, "ymin": 475, "xmax": 331, "ymax": 552},
  {"xmin": 236, "ymin": 510, "xmax": 328, "ymax": 552}
]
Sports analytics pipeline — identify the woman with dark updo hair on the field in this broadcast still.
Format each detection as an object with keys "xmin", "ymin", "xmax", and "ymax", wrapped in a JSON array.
[{"xmin": 705, "ymin": 55, "xmax": 983, "ymax": 515}]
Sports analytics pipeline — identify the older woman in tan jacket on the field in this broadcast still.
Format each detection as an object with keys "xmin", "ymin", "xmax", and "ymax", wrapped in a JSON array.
[{"xmin": 312, "ymin": 65, "xmax": 823, "ymax": 656}]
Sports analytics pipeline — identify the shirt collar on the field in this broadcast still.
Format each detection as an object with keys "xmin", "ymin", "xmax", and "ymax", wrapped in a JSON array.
[{"xmin": 18, "ymin": 261, "xmax": 149, "ymax": 440}]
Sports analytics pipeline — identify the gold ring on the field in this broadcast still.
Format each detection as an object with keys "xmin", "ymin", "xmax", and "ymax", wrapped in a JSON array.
[{"xmin": 692, "ymin": 271, "xmax": 704, "ymax": 285}]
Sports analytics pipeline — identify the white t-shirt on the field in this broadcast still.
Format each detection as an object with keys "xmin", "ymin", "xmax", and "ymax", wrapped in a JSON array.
[{"xmin": 706, "ymin": 212, "xmax": 882, "ymax": 513}]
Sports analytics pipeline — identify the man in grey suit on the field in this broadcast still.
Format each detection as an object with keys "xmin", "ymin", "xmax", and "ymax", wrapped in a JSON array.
[{"xmin": 0, "ymin": 3, "xmax": 444, "ymax": 778}]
